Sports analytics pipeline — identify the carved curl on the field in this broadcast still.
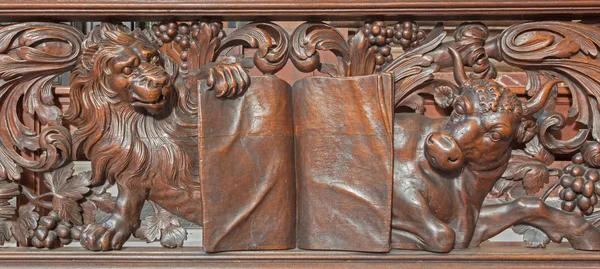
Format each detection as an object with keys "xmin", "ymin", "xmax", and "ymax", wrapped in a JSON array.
[{"xmin": 0, "ymin": 23, "xmax": 83, "ymax": 180}]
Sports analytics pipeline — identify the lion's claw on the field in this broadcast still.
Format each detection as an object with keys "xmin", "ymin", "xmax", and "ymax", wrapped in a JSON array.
[
  {"xmin": 205, "ymin": 56, "xmax": 251, "ymax": 98},
  {"xmin": 80, "ymin": 220, "xmax": 131, "ymax": 251}
]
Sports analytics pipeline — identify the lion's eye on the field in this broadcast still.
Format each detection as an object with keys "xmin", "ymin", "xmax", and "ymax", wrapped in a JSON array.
[
  {"xmin": 122, "ymin": 66, "xmax": 133, "ymax": 76},
  {"xmin": 489, "ymin": 131, "xmax": 503, "ymax": 142}
]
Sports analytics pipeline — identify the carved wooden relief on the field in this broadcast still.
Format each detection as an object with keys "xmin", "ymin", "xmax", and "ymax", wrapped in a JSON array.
[{"xmin": 3, "ymin": 16, "xmax": 600, "ymax": 262}]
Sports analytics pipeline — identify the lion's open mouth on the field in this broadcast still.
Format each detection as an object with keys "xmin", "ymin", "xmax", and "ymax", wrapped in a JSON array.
[{"xmin": 131, "ymin": 95, "xmax": 167, "ymax": 109}]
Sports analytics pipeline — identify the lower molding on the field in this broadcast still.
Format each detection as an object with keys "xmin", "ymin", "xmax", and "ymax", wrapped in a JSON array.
[{"xmin": 1, "ymin": 242, "xmax": 599, "ymax": 268}]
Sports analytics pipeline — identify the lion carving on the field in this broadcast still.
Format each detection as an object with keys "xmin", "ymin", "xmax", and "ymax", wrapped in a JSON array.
[{"xmin": 65, "ymin": 23, "xmax": 248, "ymax": 251}]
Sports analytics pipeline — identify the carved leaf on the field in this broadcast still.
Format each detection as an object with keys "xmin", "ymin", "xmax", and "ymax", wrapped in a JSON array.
[
  {"xmin": 216, "ymin": 22, "xmax": 289, "ymax": 75},
  {"xmin": 52, "ymin": 196, "xmax": 82, "ymax": 226},
  {"xmin": 512, "ymin": 225, "xmax": 551, "ymax": 248},
  {"xmin": 383, "ymin": 23, "xmax": 447, "ymax": 107},
  {"xmin": 10, "ymin": 204, "xmax": 38, "ymax": 246},
  {"xmin": 160, "ymin": 226, "xmax": 187, "ymax": 248},
  {"xmin": 0, "ymin": 180, "xmax": 19, "ymax": 218},
  {"xmin": 80, "ymin": 200, "xmax": 97, "ymax": 225},
  {"xmin": 189, "ymin": 21, "xmax": 224, "ymax": 71},
  {"xmin": 347, "ymin": 26, "xmax": 376, "ymax": 76},
  {"xmin": 0, "ymin": 220, "xmax": 10, "ymax": 246},
  {"xmin": 0, "ymin": 22, "xmax": 81, "ymax": 180},
  {"xmin": 524, "ymin": 136, "xmax": 555, "ymax": 165},
  {"xmin": 137, "ymin": 209, "xmax": 172, "ymax": 243},
  {"xmin": 502, "ymin": 152, "xmax": 550, "ymax": 195},
  {"xmin": 42, "ymin": 164, "xmax": 88, "ymax": 225},
  {"xmin": 494, "ymin": 21, "xmax": 600, "ymax": 153},
  {"xmin": 290, "ymin": 22, "xmax": 350, "ymax": 76},
  {"xmin": 490, "ymin": 178, "xmax": 527, "ymax": 200},
  {"xmin": 585, "ymin": 211, "xmax": 600, "ymax": 228},
  {"xmin": 502, "ymin": 137, "xmax": 553, "ymax": 195},
  {"xmin": 88, "ymin": 192, "xmax": 116, "ymax": 214},
  {"xmin": 44, "ymin": 163, "xmax": 90, "ymax": 201}
]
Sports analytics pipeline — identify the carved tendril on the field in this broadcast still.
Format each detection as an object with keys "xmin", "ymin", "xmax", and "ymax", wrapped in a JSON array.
[{"xmin": 216, "ymin": 22, "xmax": 289, "ymax": 75}]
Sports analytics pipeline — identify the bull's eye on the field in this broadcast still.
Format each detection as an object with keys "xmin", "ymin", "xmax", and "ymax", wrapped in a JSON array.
[
  {"xmin": 454, "ymin": 103, "xmax": 465, "ymax": 115},
  {"xmin": 150, "ymin": 55, "xmax": 160, "ymax": 65},
  {"xmin": 122, "ymin": 66, "xmax": 133, "ymax": 76},
  {"xmin": 489, "ymin": 131, "xmax": 503, "ymax": 142}
]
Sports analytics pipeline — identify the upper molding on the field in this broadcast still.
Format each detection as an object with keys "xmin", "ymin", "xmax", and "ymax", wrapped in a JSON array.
[{"xmin": 1, "ymin": 0, "xmax": 600, "ymax": 21}]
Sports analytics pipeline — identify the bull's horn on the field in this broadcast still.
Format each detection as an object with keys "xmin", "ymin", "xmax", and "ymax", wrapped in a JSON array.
[
  {"xmin": 448, "ymin": 47, "xmax": 469, "ymax": 87},
  {"xmin": 523, "ymin": 79, "xmax": 562, "ymax": 116}
]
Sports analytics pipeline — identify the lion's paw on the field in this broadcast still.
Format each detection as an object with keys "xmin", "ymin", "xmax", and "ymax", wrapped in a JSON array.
[
  {"xmin": 80, "ymin": 219, "xmax": 132, "ymax": 251},
  {"xmin": 205, "ymin": 56, "xmax": 251, "ymax": 98}
]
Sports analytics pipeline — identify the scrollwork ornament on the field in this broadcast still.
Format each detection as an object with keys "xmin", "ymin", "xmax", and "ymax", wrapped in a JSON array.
[
  {"xmin": 489, "ymin": 21, "xmax": 600, "ymax": 153},
  {"xmin": 0, "ymin": 22, "xmax": 82, "ymax": 180},
  {"xmin": 216, "ymin": 22, "xmax": 289, "ymax": 75}
]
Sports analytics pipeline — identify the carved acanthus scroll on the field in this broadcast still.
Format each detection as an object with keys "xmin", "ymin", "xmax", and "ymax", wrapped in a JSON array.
[
  {"xmin": 0, "ymin": 22, "xmax": 81, "ymax": 180},
  {"xmin": 2, "ymin": 19, "xmax": 600, "ymax": 255}
]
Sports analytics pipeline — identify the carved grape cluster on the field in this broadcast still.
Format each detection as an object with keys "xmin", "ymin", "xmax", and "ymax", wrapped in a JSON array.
[
  {"xmin": 362, "ymin": 21, "xmax": 394, "ymax": 71},
  {"xmin": 360, "ymin": 21, "xmax": 427, "ymax": 71},
  {"xmin": 31, "ymin": 211, "xmax": 83, "ymax": 249},
  {"xmin": 559, "ymin": 154, "xmax": 600, "ymax": 215},
  {"xmin": 152, "ymin": 21, "xmax": 224, "ymax": 70},
  {"xmin": 392, "ymin": 21, "xmax": 426, "ymax": 51}
]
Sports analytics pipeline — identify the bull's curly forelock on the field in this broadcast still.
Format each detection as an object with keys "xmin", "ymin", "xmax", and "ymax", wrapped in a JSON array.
[{"xmin": 467, "ymin": 80, "xmax": 523, "ymax": 119}]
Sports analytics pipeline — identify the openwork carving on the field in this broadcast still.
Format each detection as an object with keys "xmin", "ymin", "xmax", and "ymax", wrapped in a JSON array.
[
  {"xmin": 2, "ymin": 17, "xmax": 600, "ymax": 262},
  {"xmin": 0, "ymin": 22, "xmax": 81, "ymax": 181},
  {"xmin": 391, "ymin": 47, "xmax": 600, "ymax": 252}
]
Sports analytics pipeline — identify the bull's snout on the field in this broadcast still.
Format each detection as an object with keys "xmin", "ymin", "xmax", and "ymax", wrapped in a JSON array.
[{"xmin": 424, "ymin": 132, "xmax": 465, "ymax": 172}]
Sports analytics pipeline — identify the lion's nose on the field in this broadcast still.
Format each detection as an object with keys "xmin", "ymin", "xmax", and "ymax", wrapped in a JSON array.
[{"xmin": 148, "ymin": 76, "xmax": 166, "ymax": 90}]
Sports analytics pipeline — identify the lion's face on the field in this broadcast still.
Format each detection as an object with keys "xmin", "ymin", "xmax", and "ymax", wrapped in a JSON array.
[{"xmin": 104, "ymin": 41, "xmax": 172, "ymax": 115}]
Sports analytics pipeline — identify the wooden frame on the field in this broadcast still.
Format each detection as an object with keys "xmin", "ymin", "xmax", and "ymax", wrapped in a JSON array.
[{"xmin": 2, "ymin": 1, "xmax": 600, "ymax": 268}]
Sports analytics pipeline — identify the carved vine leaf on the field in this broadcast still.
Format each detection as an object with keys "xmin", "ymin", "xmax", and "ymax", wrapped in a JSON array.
[
  {"xmin": 136, "ymin": 206, "xmax": 187, "ymax": 248},
  {"xmin": 491, "ymin": 21, "xmax": 600, "ymax": 153},
  {"xmin": 512, "ymin": 199, "xmax": 560, "ymax": 248},
  {"xmin": 80, "ymin": 200, "xmax": 97, "ymax": 225},
  {"xmin": 87, "ymin": 178, "xmax": 116, "ymax": 214},
  {"xmin": 160, "ymin": 226, "xmax": 187, "ymax": 249},
  {"xmin": 87, "ymin": 192, "xmax": 116, "ymax": 214},
  {"xmin": 501, "ymin": 137, "xmax": 555, "ymax": 195},
  {"xmin": 0, "ymin": 180, "xmax": 19, "ymax": 218},
  {"xmin": 43, "ymin": 163, "xmax": 90, "ymax": 225},
  {"xmin": 490, "ymin": 178, "xmax": 527, "ymax": 200},
  {"xmin": 0, "ymin": 23, "xmax": 82, "ymax": 180},
  {"xmin": 9, "ymin": 204, "xmax": 38, "ymax": 246},
  {"xmin": 512, "ymin": 225, "xmax": 551, "ymax": 248},
  {"xmin": 585, "ymin": 211, "xmax": 600, "ymax": 228},
  {"xmin": 0, "ymin": 220, "xmax": 10, "ymax": 246}
]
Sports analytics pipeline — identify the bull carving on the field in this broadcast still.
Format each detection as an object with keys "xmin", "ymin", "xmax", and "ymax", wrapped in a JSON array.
[{"xmin": 391, "ymin": 47, "xmax": 600, "ymax": 252}]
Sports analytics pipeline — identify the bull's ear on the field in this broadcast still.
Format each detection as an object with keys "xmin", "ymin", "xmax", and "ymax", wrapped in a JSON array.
[
  {"xmin": 433, "ymin": 84, "xmax": 459, "ymax": 108},
  {"xmin": 516, "ymin": 119, "xmax": 537, "ymax": 143}
]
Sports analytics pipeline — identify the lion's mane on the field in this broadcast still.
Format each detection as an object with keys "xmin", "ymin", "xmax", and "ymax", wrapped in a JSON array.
[{"xmin": 64, "ymin": 23, "xmax": 199, "ymax": 190}]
